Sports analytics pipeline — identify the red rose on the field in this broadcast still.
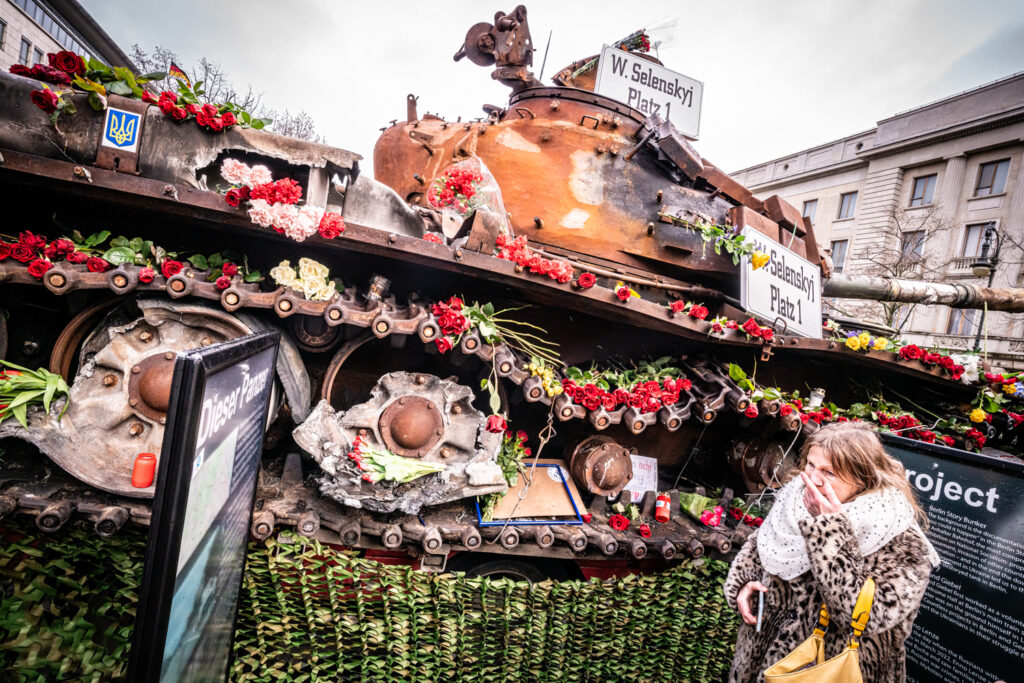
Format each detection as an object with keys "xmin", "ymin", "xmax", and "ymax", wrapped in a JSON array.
[
  {"xmin": 485, "ymin": 414, "xmax": 507, "ymax": 433},
  {"xmin": 423, "ymin": 233, "xmax": 443, "ymax": 243},
  {"xmin": 171, "ymin": 106, "xmax": 188, "ymax": 121},
  {"xmin": 609, "ymin": 514, "xmax": 629, "ymax": 531},
  {"xmin": 48, "ymin": 51, "xmax": 85, "ymax": 76},
  {"xmin": 448, "ymin": 297, "xmax": 464, "ymax": 310},
  {"xmin": 744, "ymin": 404, "xmax": 759, "ymax": 418},
  {"xmin": 138, "ymin": 267, "xmax": 156, "ymax": 283},
  {"xmin": 583, "ymin": 396, "xmax": 602, "ymax": 411},
  {"xmin": 185, "ymin": 103, "xmax": 201, "ymax": 116},
  {"xmin": 661, "ymin": 392, "xmax": 679, "ymax": 406},
  {"xmin": 86, "ymin": 256, "xmax": 110, "ymax": 272},
  {"xmin": 602, "ymin": 394, "xmax": 617, "ymax": 411},
  {"xmin": 689, "ymin": 305, "xmax": 709, "ymax": 320},
  {"xmin": 159, "ymin": 91, "xmax": 178, "ymax": 104},
  {"xmin": 613, "ymin": 388, "xmax": 630, "ymax": 404},
  {"xmin": 221, "ymin": 262, "xmax": 239, "ymax": 277},
  {"xmin": 951, "ymin": 365, "xmax": 965, "ymax": 380},
  {"xmin": 215, "ymin": 275, "xmax": 231, "ymax": 289},
  {"xmin": 195, "ymin": 111, "xmax": 212, "ymax": 127},
  {"xmin": 435, "ymin": 337, "xmax": 453, "ymax": 353},
  {"xmin": 9, "ymin": 64, "xmax": 32, "ymax": 77},
  {"xmin": 10, "ymin": 244, "xmax": 35, "ymax": 262},
  {"xmin": 800, "ymin": 412, "xmax": 810, "ymax": 424},
  {"xmin": 679, "ymin": 379, "xmax": 692, "ymax": 392},
  {"xmin": 221, "ymin": 111, "xmax": 237, "ymax": 126},
  {"xmin": 0, "ymin": 244, "xmax": 10, "ymax": 260},
  {"xmin": 760, "ymin": 327, "xmax": 775, "ymax": 342},
  {"xmin": 161, "ymin": 259, "xmax": 183, "ymax": 278},
  {"xmin": 30, "ymin": 88, "xmax": 60, "ymax": 114},
  {"xmin": 225, "ymin": 186, "xmax": 250, "ymax": 207},
  {"xmin": 49, "ymin": 238, "xmax": 75, "ymax": 256},
  {"xmin": 208, "ymin": 117, "xmax": 225, "ymax": 132},
  {"xmin": 616, "ymin": 286, "xmax": 631, "ymax": 301},
  {"xmin": 158, "ymin": 99, "xmax": 176, "ymax": 116},
  {"xmin": 669, "ymin": 300, "xmax": 686, "ymax": 314},
  {"xmin": 939, "ymin": 356, "xmax": 955, "ymax": 370},
  {"xmin": 19, "ymin": 231, "xmax": 46, "ymax": 251},
  {"xmin": 202, "ymin": 103, "xmax": 218, "ymax": 117},
  {"xmin": 582, "ymin": 383, "xmax": 599, "ymax": 399},
  {"xmin": 141, "ymin": 91, "xmax": 159, "ymax": 104},
  {"xmin": 576, "ymin": 272, "xmax": 596, "ymax": 289},
  {"xmin": 66, "ymin": 250, "xmax": 88, "ymax": 264},
  {"xmin": 30, "ymin": 64, "xmax": 70, "ymax": 85},
  {"xmin": 582, "ymin": 513, "xmax": 592, "ymax": 524},
  {"xmin": 318, "ymin": 212, "xmax": 345, "ymax": 239},
  {"xmin": 27, "ymin": 258, "xmax": 53, "ymax": 279},
  {"xmin": 941, "ymin": 436, "xmax": 955, "ymax": 447},
  {"xmin": 741, "ymin": 318, "xmax": 761, "ymax": 336},
  {"xmin": 639, "ymin": 524, "xmax": 651, "ymax": 538}
]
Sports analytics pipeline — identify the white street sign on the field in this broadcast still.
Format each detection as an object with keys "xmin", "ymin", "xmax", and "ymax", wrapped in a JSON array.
[
  {"xmin": 594, "ymin": 45, "xmax": 703, "ymax": 138},
  {"xmin": 740, "ymin": 227, "xmax": 822, "ymax": 339}
]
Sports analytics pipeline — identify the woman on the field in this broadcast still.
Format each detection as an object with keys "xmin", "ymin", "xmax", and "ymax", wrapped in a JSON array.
[{"xmin": 724, "ymin": 421, "xmax": 939, "ymax": 682}]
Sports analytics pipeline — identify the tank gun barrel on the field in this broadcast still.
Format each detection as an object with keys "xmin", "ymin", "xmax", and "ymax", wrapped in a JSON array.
[{"xmin": 823, "ymin": 274, "xmax": 1024, "ymax": 313}]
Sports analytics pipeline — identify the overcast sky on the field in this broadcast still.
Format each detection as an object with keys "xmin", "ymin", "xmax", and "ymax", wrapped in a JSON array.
[{"xmin": 82, "ymin": 0, "xmax": 1024, "ymax": 174}]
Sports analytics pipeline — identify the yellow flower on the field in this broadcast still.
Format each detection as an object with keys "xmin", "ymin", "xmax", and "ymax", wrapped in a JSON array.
[
  {"xmin": 1003, "ymin": 383, "xmax": 1017, "ymax": 395},
  {"xmin": 969, "ymin": 408, "xmax": 986, "ymax": 423},
  {"xmin": 845, "ymin": 336, "xmax": 861, "ymax": 351},
  {"xmin": 751, "ymin": 252, "xmax": 770, "ymax": 270},
  {"xmin": 872, "ymin": 338, "xmax": 889, "ymax": 351},
  {"xmin": 858, "ymin": 332, "xmax": 871, "ymax": 347}
]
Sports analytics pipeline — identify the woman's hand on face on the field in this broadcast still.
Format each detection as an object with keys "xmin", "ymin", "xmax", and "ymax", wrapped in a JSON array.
[
  {"xmin": 801, "ymin": 472, "xmax": 844, "ymax": 516},
  {"xmin": 737, "ymin": 581, "xmax": 768, "ymax": 625}
]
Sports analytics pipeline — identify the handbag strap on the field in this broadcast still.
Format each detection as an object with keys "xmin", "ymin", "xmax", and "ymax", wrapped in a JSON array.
[
  {"xmin": 848, "ymin": 577, "xmax": 876, "ymax": 649},
  {"xmin": 812, "ymin": 603, "xmax": 829, "ymax": 638}
]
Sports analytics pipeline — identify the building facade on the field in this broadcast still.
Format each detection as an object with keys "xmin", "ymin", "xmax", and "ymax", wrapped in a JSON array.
[
  {"xmin": 0, "ymin": 0, "xmax": 133, "ymax": 72},
  {"xmin": 732, "ymin": 72, "xmax": 1024, "ymax": 370}
]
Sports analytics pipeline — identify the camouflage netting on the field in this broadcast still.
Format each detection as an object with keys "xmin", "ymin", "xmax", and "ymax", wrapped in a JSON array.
[{"xmin": 0, "ymin": 519, "xmax": 739, "ymax": 682}]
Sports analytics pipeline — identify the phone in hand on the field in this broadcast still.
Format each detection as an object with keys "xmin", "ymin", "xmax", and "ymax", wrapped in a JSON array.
[{"xmin": 755, "ymin": 590, "xmax": 764, "ymax": 632}]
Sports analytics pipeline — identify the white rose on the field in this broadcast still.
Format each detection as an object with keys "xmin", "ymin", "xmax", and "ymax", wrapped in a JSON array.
[
  {"xmin": 269, "ymin": 261, "xmax": 298, "ymax": 287},
  {"xmin": 316, "ymin": 280, "xmax": 337, "ymax": 301},
  {"xmin": 301, "ymin": 275, "xmax": 322, "ymax": 300}
]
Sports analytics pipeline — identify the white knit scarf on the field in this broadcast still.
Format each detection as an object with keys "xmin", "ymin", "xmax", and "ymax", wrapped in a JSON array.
[{"xmin": 756, "ymin": 477, "xmax": 937, "ymax": 580}]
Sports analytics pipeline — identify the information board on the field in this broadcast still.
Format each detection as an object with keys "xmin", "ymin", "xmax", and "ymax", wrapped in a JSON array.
[
  {"xmin": 882, "ymin": 434, "xmax": 1024, "ymax": 683},
  {"xmin": 128, "ymin": 331, "xmax": 280, "ymax": 683},
  {"xmin": 739, "ymin": 227, "xmax": 822, "ymax": 339},
  {"xmin": 594, "ymin": 45, "xmax": 703, "ymax": 138}
]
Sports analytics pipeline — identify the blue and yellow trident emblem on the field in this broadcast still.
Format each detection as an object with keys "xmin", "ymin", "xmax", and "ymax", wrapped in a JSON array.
[{"xmin": 103, "ymin": 108, "xmax": 140, "ymax": 149}]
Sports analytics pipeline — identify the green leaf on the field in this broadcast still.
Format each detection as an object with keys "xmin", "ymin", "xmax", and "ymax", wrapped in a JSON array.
[
  {"xmin": 110, "ymin": 236, "xmax": 129, "ymax": 248},
  {"xmin": 12, "ymin": 402, "xmax": 28, "ymax": 429},
  {"xmin": 106, "ymin": 80, "xmax": 132, "ymax": 96},
  {"xmin": 566, "ymin": 367, "xmax": 583, "ymax": 381},
  {"xmin": 88, "ymin": 58, "xmax": 113, "ymax": 73},
  {"xmin": 102, "ymin": 246, "xmax": 136, "ymax": 265},
  {"xmin": 189, "ymin": 254, "xmax": 209, "ymax": 270},
  {"xmin": 207, "ymin": 253, "xmax": 224, "ymax": 267},
  {"xmin": 137, "ymin": 71, "xmax": 167, "ymax": 81},
  {"xmin": 739, "ymin": 378, "xmax": 754, "ymax": 391},
  {"xmin": 244, "ymin": 270, "xmax": 261, "ymax": 283},
  {"xmin": 727, "ymin": 363, "xmax": 747, "ymax": 382},
  {"xmin": 763, "ymin": 387, "xmax": 782, "ymax": 401},
  {"xmin": 240, "ymin": 111, "xmax": 252, "ymax": 124},
  {"xmin": 113, "ymin": 67, "xmax": 137, "ymax": 88},
  {"xmin": 87, "ymin": 91, "xmax": 107, "ymax": 111},
  {"xmin": 482, "ymin": 302, "xmax": 495, "ymax": 316},
  {"xmin": 85, "ymin": 230, "xmax": 110, "ymax": 247},
  {"xmin": 43, "ymin": 374, "xmax": 58, "ymax": 412},
  {"xmin": 488, "ymin": 391, "xmax": 501, "ymax": 414},
  {"xmin": 251, "ymin": 119, "xmax": 267, "ymax": 130}
]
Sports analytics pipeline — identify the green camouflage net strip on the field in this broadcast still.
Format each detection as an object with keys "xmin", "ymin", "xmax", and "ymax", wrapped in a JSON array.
[{"xmin": 0, "ymin": 520, "xmax": 739, "ymax": 682}]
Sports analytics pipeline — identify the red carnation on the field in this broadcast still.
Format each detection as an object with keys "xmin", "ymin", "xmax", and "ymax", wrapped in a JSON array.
[
  {"xmin": 669, "ymin": 300, "xmax": 686, "ymax": 314},
  {"xmin": 423, "ymin": 233, "xmax": 443, "ymax": 243},
  {"xmin": 221, "ymin": 111, "xmax": 237, "ymax": 127},
  {"xmin": 161, "ymin": 259, "xmax": 183, "ymax": 278},
  {"xmin": 639, "ymin": 524, "xmax": 652, "ymax": 538},
  {"xmin": 689, "ymin": 305, "xmax": 709, "ymax": 320},
  {"xmin": 27, "ymin": 258, "xmax": 53, "ymax": 279},
  {"xmin": 582, "ymin": 513, "xmax": 593, "ymax": 524},
  {"xmin": 221, "ymin": 262, "xmax": 239, "ymax": 277},
  {"xmin": 138, "ymin": 267, "xmax": 156, "ymax": 283},
  {"xmin": 48, "ymin": 51, "xmax": 85, "ymax": 76},
  {"xmin": 215, "ymin": 275, "xmax": 231, "ymax": 290},
  {"xmin": 318, "ymin": 212, "xmax": 345, "ymax": 239},
  {"xmin": 616, "ymin": 286, "xmax": 631, "ymax": 301},
  {"xmin": 66, "ymin": 250, "xmax": 88, "ymax": 264},
  {"xmin": 485, "ymin": 414, "xmax": 507, "ymax": 434},
  {"xmin": 744, "ymin": 404, "xmax": 759, "ymax": 418},
  {"xmin": 225, "ymin": 186, "xmax": 250, "ymax": 207},
  {"xmin": 576, "ymin": 272, "xmax": 596, "ymax": 289},
  {"xmin": 609, "ymin": 514, "xmax": 630, "ymax": 531},
  {"xmin": 86, "ymin": 256, "xmax": 110, "ymax": 273},
  {"xmin": 10, "ymin": 244, "xmax": 35, "ymax": 262},
  {"xmin": 30, "ymin": 88, "xmax": 60, "ymax": 114},
  {"xmin": 435, "ymin": 337, "xmax": 453, "ymax": 353}
]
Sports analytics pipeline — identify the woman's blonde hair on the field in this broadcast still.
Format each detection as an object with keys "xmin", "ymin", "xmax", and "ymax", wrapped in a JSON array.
[{"xmin": 796, "ymin": 421, "xmax": 928, "ymax": 528}]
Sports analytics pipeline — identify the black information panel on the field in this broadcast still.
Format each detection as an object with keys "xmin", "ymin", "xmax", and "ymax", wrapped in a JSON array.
[
  {"xmin": 128, "ymin": 331, "xmax": 279, "ymax": 683},
  {"xmin": 883, "ymin": 434, "xmax": 1024, "ymax": 683}
]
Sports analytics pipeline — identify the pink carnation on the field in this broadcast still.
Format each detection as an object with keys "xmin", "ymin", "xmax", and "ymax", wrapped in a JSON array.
[
  {"xmin": 247, "ymin": 199, "xmax": 275, "ymax": 228},
  {"xmin": 271, "ymin": 203, "xmax": 301, "ymax": 238},
  {"xmin": 248, "ymin": 165, "xmax": 273, "ymax": 186},
  {"xmin": 221, "ymin": 158, "xmax": 251, "ymax": 186}
]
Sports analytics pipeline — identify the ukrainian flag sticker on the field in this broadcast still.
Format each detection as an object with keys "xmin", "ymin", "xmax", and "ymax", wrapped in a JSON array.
[{"xmin": 101, "ymin": 107, "xmax": 141, "ymax": 153}]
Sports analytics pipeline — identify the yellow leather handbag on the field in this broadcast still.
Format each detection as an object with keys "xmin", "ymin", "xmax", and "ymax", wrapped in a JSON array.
[{"xmin": 764, "ymin": 577, "xmax": 876, "ymax": 682}]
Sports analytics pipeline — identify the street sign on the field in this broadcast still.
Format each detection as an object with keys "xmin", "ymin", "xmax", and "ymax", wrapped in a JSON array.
[
  {"xmin": 128, "ymin": 331, "xmax": 280, "ymax": 683},
  {"xmin": 739, "ymin": 227, "xmax": 822, "ymax": 339},
  {"xmin": 883, "ymin": 434, "xmax": 1024, "ymax": 683},
  {"xmin": 594, "ymin": 45, "xmax": 703, "ymax": 138}
]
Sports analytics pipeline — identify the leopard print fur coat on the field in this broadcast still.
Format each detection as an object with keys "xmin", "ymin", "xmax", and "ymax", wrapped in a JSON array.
[{"xmin": 723, "ymin": 512, "xmax": 936, "ymax": 682}]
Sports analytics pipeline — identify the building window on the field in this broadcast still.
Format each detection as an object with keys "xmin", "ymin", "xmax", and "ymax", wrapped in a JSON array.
[
  {"xmin": 830, "ymin": 239, "xmax": 849, "ymax": 273},
  {"xmin": 802, "ymin": 199, "xmax": 817, "ymax": 223},
  {"xmin": 900, "ymin": 230, "xmax": 926, "ymax": 259},
  {"xmin": 961, "ymin": 223, "xmax": 992, "ymax": 258},
  {"xmin": 32, "ymin": 47, "xmax": 43, "ymax": 65},
  {"xmin": 0, "ymin": 20, "xmax": 7, "ymax": 51},
  {"xmin": 974, "ymin": 159, "xmax": 1009, "ymax": 196},
  {"xmin": 909, "ymin": 174, "xmax": 936, "ymax": 207},
  {"xmin": 946, "ymin": 309, "xmax": 978, "ymax": 335},
  {"xmin": 837, "ymin": 192, "xmax": 857, "ymax": 219},
  {"xmin": 19, "ymin": 37, "xmax": 31, "ymax": 65}
]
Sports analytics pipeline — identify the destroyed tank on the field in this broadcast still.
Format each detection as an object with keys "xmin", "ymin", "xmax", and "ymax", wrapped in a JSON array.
[{"xmin": 1, "ymin": 5, "xmax": 1022, "ymax": 580}]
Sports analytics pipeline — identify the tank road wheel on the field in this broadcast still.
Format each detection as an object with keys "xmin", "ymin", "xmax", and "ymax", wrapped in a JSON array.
[{"xmin": 0, "ymin": 300, "xmax": 272, "ymax": 498}]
